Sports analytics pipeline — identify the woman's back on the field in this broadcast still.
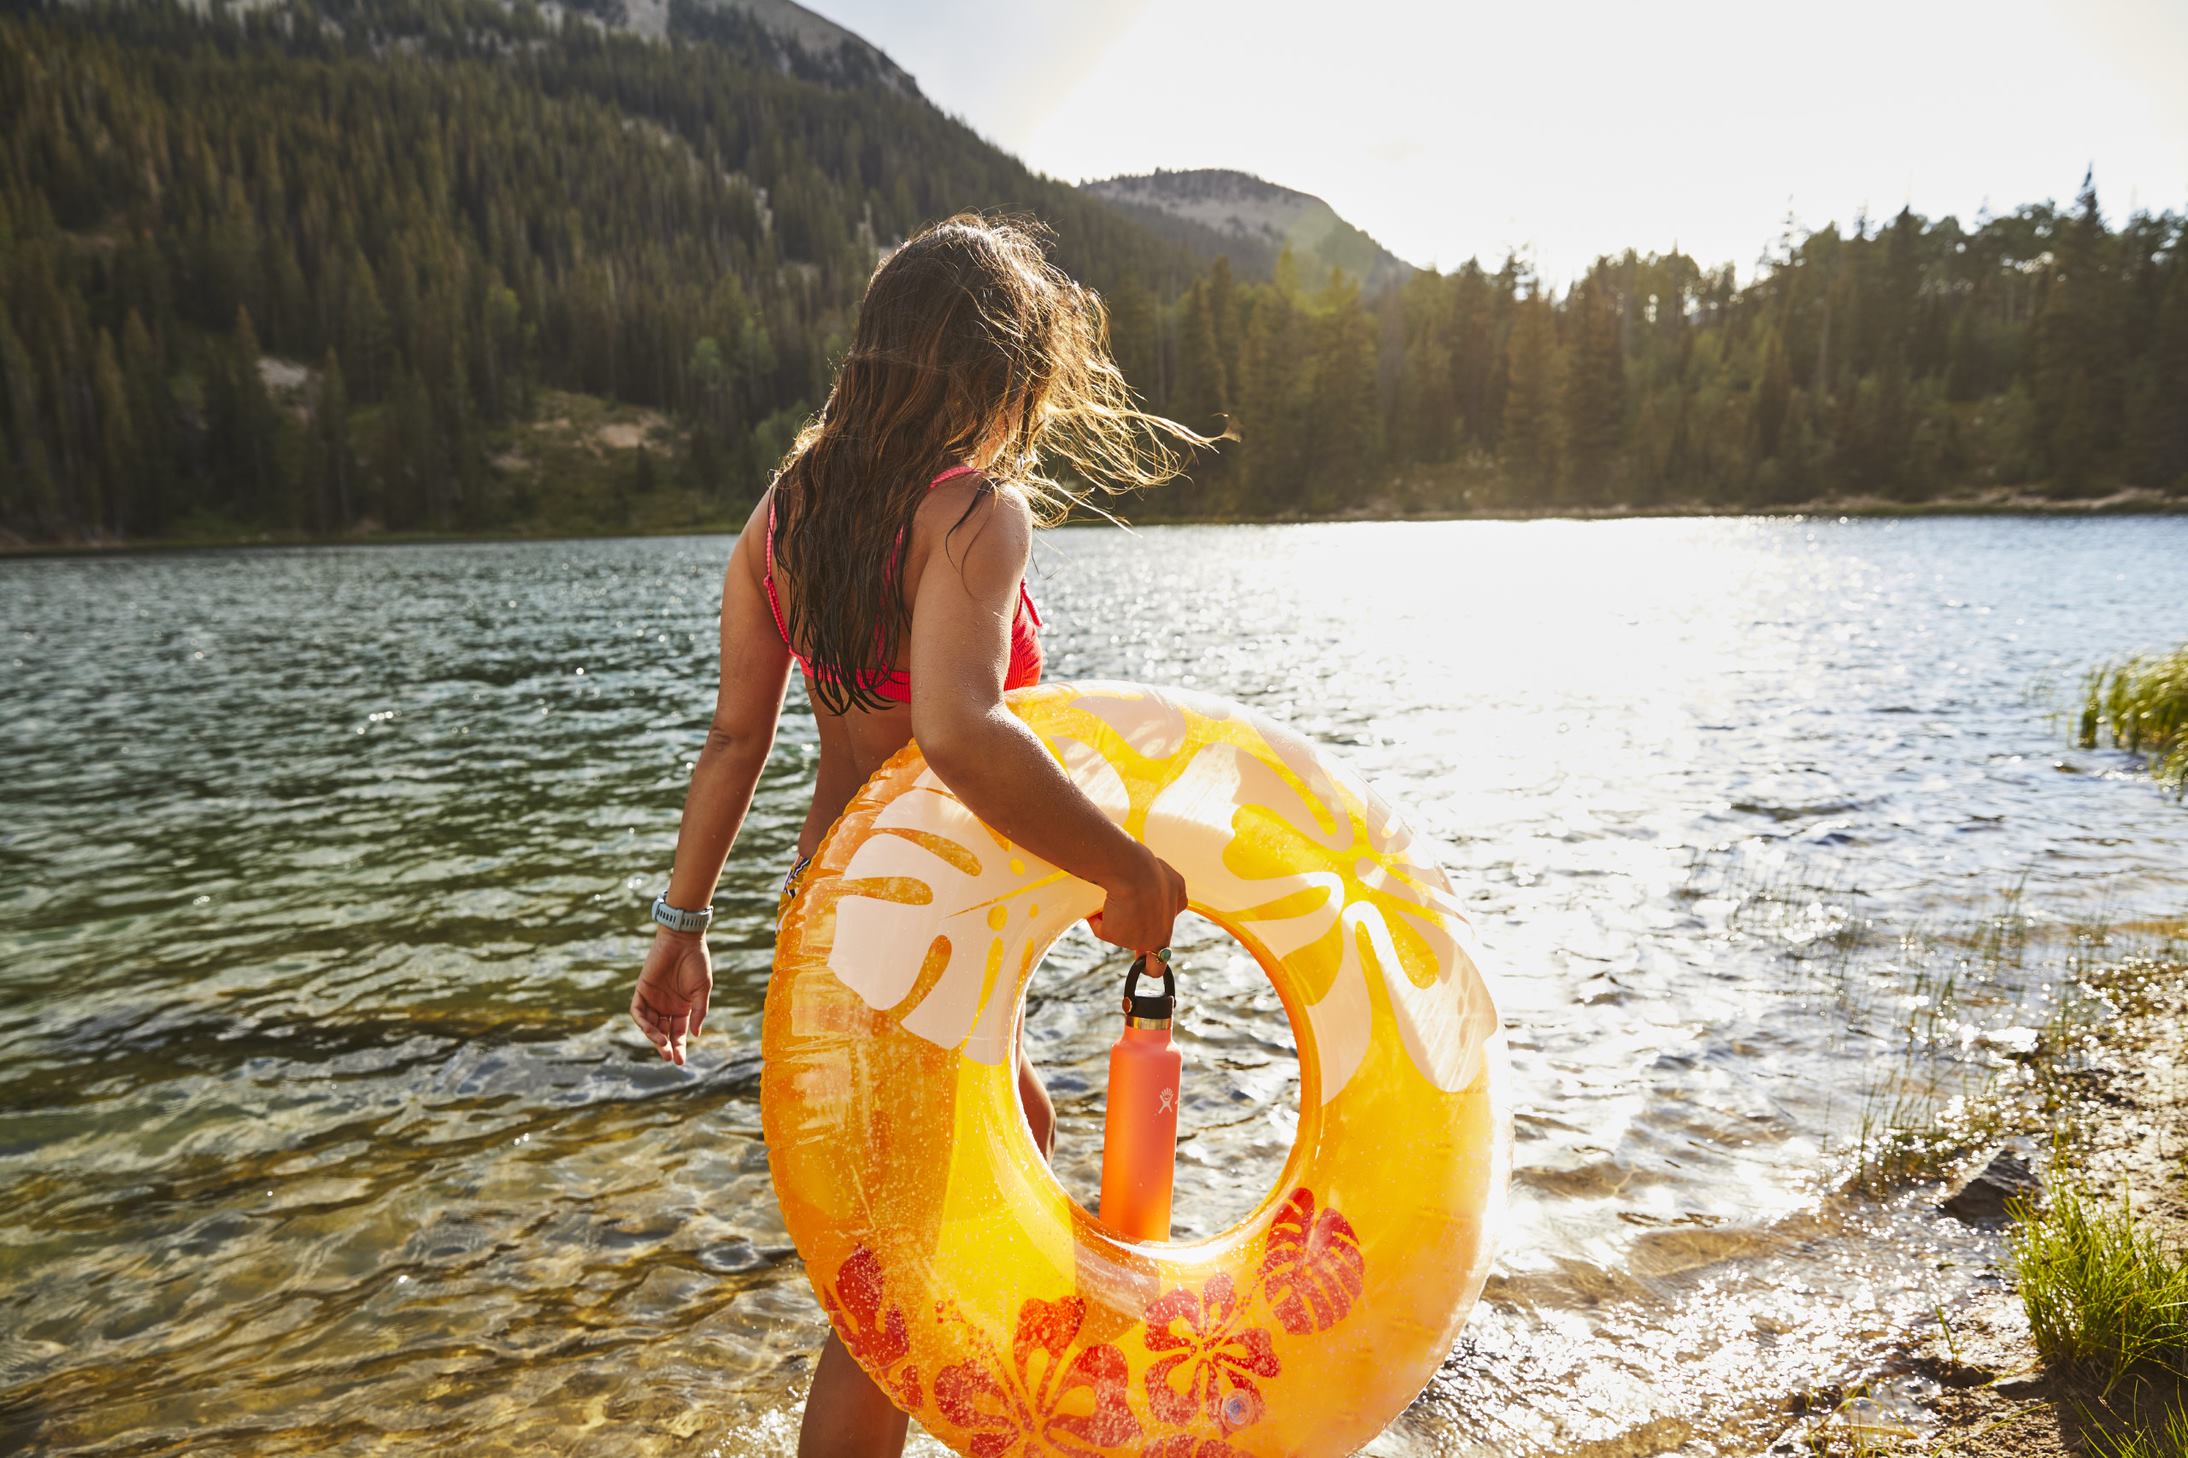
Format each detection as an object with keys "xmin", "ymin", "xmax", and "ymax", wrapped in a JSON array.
[{"xmin": 754, "ymin": 465, "xmax": 1044, "ymax": 844}]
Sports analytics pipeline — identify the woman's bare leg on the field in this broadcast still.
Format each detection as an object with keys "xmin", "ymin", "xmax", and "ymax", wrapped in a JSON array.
[
  {"xmin": 1017, "ymin": 1022, "xmax": 1054, "ymax": 1160},
  {"xmin": 798, "ymin": 1332, "xmax": 910, "ymax": 1458}
]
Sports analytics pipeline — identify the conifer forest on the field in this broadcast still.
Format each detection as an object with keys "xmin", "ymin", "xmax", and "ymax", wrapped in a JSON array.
[{"xmin": 3, "ymin": 0, "xmax": 2183, "ymax": 545}]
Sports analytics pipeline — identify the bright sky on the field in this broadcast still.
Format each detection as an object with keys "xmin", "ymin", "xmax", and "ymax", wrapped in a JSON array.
[{"xmin": 809, "ymin": 0, "xmax": 2188, "ymax": 283}]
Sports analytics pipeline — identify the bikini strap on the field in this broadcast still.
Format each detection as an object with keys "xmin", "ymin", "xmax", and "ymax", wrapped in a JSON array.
[
  {"xmin": 886, "ymin": 462, "xmax": 982, "ymax": 560},
  {"xmin": 763, "ymin": 488, "xmax": 799, "ymax": 661}
]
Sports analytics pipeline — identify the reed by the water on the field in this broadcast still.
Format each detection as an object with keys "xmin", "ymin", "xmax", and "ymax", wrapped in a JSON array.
[{"xmin": 2080, "ymin": 645, "xmax": 2188, "ymax": 797}]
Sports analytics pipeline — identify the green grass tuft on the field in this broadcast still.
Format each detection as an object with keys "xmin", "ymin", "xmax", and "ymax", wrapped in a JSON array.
[
  {"xmin": 2080, "ymin": 646, "xmax": 2188, "ymax": 798},
  {"xmin": 2010, "ymin": 1176, "xmax": 2188, "ymax": 1395},
  {"xmin": 2080, "ymin": 1401, "xmax": 2188, "ymax": 1458}
]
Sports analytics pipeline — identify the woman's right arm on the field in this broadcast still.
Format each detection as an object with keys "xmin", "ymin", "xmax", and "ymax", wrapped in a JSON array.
[
  {"xmin": 631, "ymin": 498, "xmax": 794, "ymax": 1066},
  {"xmin": 905, "ymin": 488, "xmax": 1186, "ymax": 955},
  {"xmin": 661, "ymin": 505, "xmax": 793, "ymax": 913}
]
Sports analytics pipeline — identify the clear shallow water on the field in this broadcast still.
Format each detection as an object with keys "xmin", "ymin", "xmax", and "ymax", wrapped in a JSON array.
[{"xmin": 2, "ymin": 516, "xmax": 2185, "ymax": 1456}]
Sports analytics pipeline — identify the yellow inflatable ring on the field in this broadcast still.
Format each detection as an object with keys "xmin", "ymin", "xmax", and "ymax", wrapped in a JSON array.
[{"xmin": 763, "ymin": 680, "xmax": 1508, "ymax": 1455}]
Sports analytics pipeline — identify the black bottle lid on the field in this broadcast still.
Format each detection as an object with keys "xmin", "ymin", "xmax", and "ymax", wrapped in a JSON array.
[{"xmin": 1122, "ymin": 949, "xmax": 1176, "ymax": 1025}]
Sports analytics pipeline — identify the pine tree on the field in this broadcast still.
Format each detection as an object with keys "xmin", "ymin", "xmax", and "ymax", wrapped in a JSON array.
[
  {"xmin": 1449, "ymin": 260, "xmax": 1506, "ymax": 451},
  {"xmin": 1557, "ymin": 281, "xmax": 1625, "ymax": 503},
  {"xmin": 90, "ymin": 329, "xmax": 132, "ymax": 537},
  {"xmin": 1, "ymin": 313, "xmax": 58, "ymax": 532},
  {"xmin": 1106, "ymin": 278, "xmax": 1159, "ymax": 402},
  {"xmin": 1176, "ymin": 279, "xmax": 1228, "ymax": 428},
  {"xmin": 1398, "ymin": 329, "xmax": 1455, "ymax": 463},
  {"xmin": 1304, "ymin": 269, "xmax": 1380, "ymax": 509},
  {"xmin": 1235, "ymin": 286, "xmax": 1310, "ymax": 509},
  {"xmin": 119, "ymin": 311, "xmax": 172, "ymax": 533},
  {"xmin": 373, "ymin": 369, "xmax": 441, "ymax": 530},
  {"xmin": 687, "ymin": 335, "xmax": 731, "ymax": 495},
  {"xmin": 481, "ymin": 281, "xmax": 527, "ymax": 422},
  {"xmin": 1944, "ymin": 310, "xmax": 1985, "ymax": 402},
  {"xmin": 1206, "ymin": 255, "xmax": 1238, "ymax": 387},
  {"xmin": 1394, "ymin": 272, "xmax": 1456, "ymax": 463},
  {"xmin": 2127, "ymin": 256, "xmax": 2188, "ymax": 492},
  {"xmin": 2030, "ymin": 171, "xmax": 2125, "ymax": 492},
  {"xmin": 1755, "ymin": 327, "xmax": 1792, "ymax": 460},
  {"xmin": 1500, "ymin": 292, "xmax": 1558, "ymax": 502},
  {"xmin": 315, "ymin": 349, "xmax": 353, "ymax": 531},
  {"xmin": 217, "ymin": 306, "xmax": 284, "ymax": 521},
  {"xmin": 343, "ymin": 250, "xmax": 393, "ymax": 402}
]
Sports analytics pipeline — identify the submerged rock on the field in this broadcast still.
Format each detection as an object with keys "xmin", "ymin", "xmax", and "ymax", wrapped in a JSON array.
[{"xmin": 1941, "ymin": 1151, "xmax": 2043, "ymax": 1224}]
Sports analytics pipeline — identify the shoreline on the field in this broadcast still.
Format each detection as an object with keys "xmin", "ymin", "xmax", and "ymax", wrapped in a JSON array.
[
  {"xmin": 4, "ymin": 488, "xmax": 2184, "ymax": 560},
  {"xmin": 1778, "ymin": 925, "xmax": 2188, "ymax": 1456}
]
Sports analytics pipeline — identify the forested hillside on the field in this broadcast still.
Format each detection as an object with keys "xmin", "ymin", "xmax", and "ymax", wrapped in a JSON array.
[
  {"xmin": 1173, "ymin": 184, "xmax": 2187, "ymax": 519},
  {"xmin": 0, "ymin": 0, "xmax": 1198, "ymax": 542},
  {"xmin": 2, "ymin": 0, "xmax": 2183, "ymax": 547}
]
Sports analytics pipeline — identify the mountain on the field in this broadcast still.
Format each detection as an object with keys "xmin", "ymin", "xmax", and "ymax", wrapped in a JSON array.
[
  {"xmin": 1080, "ymin": 168, "xmax": 1416, "ymax": 296},
  {"xmin": 705, "ymin": 0, "xmax": 915, "ymax": 91},
  {"xmin": 549, "ymin": 0, "xmax": 921, "ymax": 94}
]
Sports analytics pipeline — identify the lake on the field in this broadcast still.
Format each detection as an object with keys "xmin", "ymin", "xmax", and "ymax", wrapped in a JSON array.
[{"xmin": 3, "ymin": 516, "xmax": 2185, "ymax": 1455}]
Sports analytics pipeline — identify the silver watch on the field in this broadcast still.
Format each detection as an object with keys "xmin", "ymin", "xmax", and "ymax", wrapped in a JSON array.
[{"xmin": 651, "ymin": 894, "xmax": 713, "ymax": 934}]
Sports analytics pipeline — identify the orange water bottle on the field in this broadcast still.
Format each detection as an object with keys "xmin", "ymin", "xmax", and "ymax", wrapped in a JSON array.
[{"xmin": 1098, "ymin": 950, "xmax": 1183, "ymax": 1241}]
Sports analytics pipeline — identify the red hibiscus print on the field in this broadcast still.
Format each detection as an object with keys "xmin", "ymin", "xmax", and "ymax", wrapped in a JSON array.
[
  {"xmin": 1142, "ymin": 1273, "xmax": 1279, "ymax": 1432},
  {"xmin": 1141, "ymin": 1440, "xmax": 1245, "ymax": 1458},
  {"xmin": 935, "ymin": 1295, "xmax": 1142, "ymax": 1458},
  {"xmin": 1258, "ymin": 1187, "xmax": 1364, "ymax": 1335},
  {"xmin": 821, "ymin": 1246, "xmax": 919, "ymax": 1404}
]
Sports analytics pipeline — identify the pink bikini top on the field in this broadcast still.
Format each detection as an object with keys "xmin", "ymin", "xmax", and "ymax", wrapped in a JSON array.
[{"xmin": 763, "ymin": 463, "xmax": 1044, "ymax": 705}]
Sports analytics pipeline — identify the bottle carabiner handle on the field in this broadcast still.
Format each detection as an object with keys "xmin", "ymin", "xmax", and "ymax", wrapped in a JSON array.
[{"xmin": 1122, "ymin": 948, "xmax": 1177, "ymax": 1019}]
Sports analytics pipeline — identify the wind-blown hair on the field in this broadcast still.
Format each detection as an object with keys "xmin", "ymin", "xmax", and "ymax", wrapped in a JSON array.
[{"xmin": 767, "ymin": 210, "xmax": 1230, "ymax": 713}]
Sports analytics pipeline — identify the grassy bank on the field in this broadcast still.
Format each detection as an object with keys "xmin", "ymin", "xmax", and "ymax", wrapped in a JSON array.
[
  {"xmin": 1777, "ymin": 908, "xmax": 2188, "ymax": 1457},
  {"xmin": 1665, "ymin": 831, "xmax": 2188, "ymax": 1457}
]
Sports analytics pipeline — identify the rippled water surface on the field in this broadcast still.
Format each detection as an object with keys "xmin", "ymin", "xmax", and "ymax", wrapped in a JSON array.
[{"xmin": 3, "ymin": 517, "xmax": 2186, "ymax": 1456}]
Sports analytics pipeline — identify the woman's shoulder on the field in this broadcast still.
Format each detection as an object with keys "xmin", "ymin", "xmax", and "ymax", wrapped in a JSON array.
[
  {"xmin": 920, "ymin": 468, "xmax": 1033, "ymax": 531},
  {"xmin": 916, "ymin": 468, "xmax": 1032, "ymax": 571},
  {"xmin": 732, "ymin": 484, "xmax": 777, "ymax": 575}
]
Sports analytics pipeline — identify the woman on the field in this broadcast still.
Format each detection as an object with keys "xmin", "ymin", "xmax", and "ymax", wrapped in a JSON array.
[{"xmin": 627, "ymin": 212, "xmax": 1224, "ymax": 1456}]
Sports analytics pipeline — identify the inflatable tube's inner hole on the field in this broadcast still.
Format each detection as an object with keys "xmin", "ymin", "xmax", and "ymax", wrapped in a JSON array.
[{"xmin": 1018, "ymin": 910, "xmax": 1304, "ymax": 1243}]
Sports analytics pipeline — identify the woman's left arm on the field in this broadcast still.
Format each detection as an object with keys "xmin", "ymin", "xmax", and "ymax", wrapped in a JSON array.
[{"xmin": 630, "ymin": 498, "xmax": 794, "ymax": 1066}]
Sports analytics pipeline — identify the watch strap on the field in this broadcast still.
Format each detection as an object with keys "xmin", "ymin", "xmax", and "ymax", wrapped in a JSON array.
[{"xmin": 651, "ymin": 894, "xmax": 713, "ymax": 934}]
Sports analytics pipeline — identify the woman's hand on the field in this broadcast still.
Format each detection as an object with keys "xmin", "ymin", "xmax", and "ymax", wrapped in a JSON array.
[
  {"xmin": 631, "ymin": 928, "xmax": 712, "ymax": 1066},
  {"xmin": 1086, "ymin": 843, "xmax": 1188, "ymax": 957}
]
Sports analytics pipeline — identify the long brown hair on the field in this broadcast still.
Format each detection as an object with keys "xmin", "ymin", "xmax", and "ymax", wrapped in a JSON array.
[{"xmin": 767, "ymin": 209, "xmax": 1230, "ymax": 713}]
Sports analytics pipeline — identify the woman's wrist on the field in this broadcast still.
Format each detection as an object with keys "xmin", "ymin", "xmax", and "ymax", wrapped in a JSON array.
[
  {"xmin": 663, "ymin": 875, "xmax": 720, "ymax": 909},
  {"xmin": 651, "ymin": 888, "xmax": 715, "ymax": 934},
  {"xmin": 1086, "ymin": 831, "xmax": 1155, "ymax": 894}
]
